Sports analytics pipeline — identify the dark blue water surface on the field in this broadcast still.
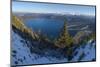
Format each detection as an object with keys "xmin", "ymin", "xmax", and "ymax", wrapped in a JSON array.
[{"xmin": 24, "ymin": 18, "xmax": 78, "ymax": 39}]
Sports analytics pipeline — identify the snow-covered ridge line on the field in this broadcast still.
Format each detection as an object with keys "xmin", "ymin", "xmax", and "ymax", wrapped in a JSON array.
[
  {"xmin": 11, "ymin": 30, "xmax": 96, "ymax": 66},
  {"xmin": 11, "ymin": 15, "xmax": 96, "ymax": 66}
]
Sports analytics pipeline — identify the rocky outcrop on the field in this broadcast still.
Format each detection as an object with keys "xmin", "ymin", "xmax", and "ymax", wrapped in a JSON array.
[
  {"xmin": 12, "ymin": 15, "xmax": 40, "ymax": 40},
  {"xmin": 73, "ymin": 30, "xmax": 92, "ymax": 44}
]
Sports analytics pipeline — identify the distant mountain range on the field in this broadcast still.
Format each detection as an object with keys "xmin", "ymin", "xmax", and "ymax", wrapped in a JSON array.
[
  {"xmin": 13, "ymin": 12, "xmax": 95, "ymax": 24},
  {"xmin": 13, "ymin": 12, "xmax": 96, "ymax": 32}
]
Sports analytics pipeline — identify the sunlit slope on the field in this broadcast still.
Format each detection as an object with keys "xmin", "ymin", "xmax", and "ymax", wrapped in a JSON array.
[{"xmin": 12, "ymin": 15, "xmax": 39, "ymax": 40}]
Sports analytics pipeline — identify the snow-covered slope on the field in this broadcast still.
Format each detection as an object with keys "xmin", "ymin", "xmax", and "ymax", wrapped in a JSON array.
[
  {"xmin": 11, "ymin": 30, "xmax": 96, "ymax": 66},
  {"xmin": 72, "ymin": 39, "xmax": 96, "ymax": 62},
  {"xmin": 11, "ymin": 31, "xmax": 67, "ymax": 66}
]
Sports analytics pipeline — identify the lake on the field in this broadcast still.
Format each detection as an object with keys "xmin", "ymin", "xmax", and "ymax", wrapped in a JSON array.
[{"xmin": 24, "ymin": 18, "xmax": 78, "ymax": 39}]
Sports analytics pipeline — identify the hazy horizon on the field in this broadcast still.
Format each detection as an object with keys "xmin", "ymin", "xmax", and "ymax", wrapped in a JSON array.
[{"xmin": 12, "ymin": 1, "xmax": 96, "ymax": 16}]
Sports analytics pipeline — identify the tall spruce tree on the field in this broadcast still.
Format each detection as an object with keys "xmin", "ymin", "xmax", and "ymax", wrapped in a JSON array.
[{"xmin": 55, "ymin": 20, "xmax": 73, "ymax": 48}]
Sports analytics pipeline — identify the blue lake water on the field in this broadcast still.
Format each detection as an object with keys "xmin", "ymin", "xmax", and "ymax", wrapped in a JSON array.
[{"xmin": 24, "ymin": 18, "xmax": 78, "ymax": 39}]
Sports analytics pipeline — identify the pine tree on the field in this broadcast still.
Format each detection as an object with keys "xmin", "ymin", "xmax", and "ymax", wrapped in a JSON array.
[{"xmin": 55, "ymin": 20, "xmax": 73, "ymax": 48}]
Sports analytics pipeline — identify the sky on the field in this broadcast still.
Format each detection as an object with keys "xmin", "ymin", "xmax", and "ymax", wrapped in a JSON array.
[{"xmin": 12, "ymin": 1, "xmax": 96, "ymax": 16}]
